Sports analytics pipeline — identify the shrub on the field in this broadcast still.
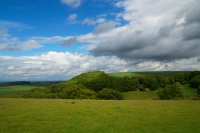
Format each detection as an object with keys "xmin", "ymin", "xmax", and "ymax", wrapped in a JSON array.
[
  {"xmin": 187, "ymin": 96, "xmax": 200, "ymax": 100},
  {"xmin": 139, "ymin": 84, "xmax": 145, "ymax": 91},
  {"xmin": 190, "ymin": 75, "xmax": 200, "ymax": 88},
  {"xmin": 149, "ymin": 77, "xmax": 159, "ymax": 90},
  {"xmin": 158, "ymin": 82, "xmax": 184, "ymax": 100},
  {"xmin": 62, "ymin": 85, "xmax": 97, "ymax": 99},
  {"xmin": 97, "ymin": 88, "xmax": 124, "ymax": 100},
  {"xmin": 197, "ymin": 86, "xmax": 200, "ymax": 97}
]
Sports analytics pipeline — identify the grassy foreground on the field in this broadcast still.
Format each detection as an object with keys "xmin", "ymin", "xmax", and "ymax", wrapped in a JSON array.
[
  {"xmin": 107, "ymin": 71, "xmax": 189, "ymax": 77},
  {"xmin": 0, "ymin": 99, "xmax": 200, "ymax": 133},
  {"xmin": 0, "ymin": 85, "xmax": 46, "ymax": 97}
]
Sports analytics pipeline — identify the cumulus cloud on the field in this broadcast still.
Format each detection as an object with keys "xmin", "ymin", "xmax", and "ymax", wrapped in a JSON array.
[
  {"xmin": 82, "ymin": 18, "xmax": 96, "ymax": 25},
  {"xmin": 96, "ymin": 18, "xmax": 106, "ymax": 23},
  {"xmin": 93, "ymin": 22, "xmax": 115, "ymax": 35},
  {"xmin": 61, "ymin": 0, "xmax": 81, "ymax": 8},
  {"xmin": 57, "ymin": 37, "xmax": 78, "ymax": 47},
  {"xmin": 0, "ymin": 40, "xmax": 43, "ymax": 52},
  {"xmin": 67, "ymin": 14, "xmax": 77, "ymax": 21},
  {"xmin": 0, "ymin": 52, "xmax": 199, "ymax": 81},
  {"xmin": 82, "ymin": 17, "xmax": 107, "ymax": 26},
  {"xmin": 89, "ymin": 0, "xmax": 200, "ymax": 62}
]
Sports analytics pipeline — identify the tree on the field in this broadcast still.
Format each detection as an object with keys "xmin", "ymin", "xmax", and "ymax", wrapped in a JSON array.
[
  {"xmin": 62, "ymin": 85, "xmax": 97, "ymax": 99},
  {"xmin": 97, "ymin": 88, "xmax": 124, "ymax": 100},
  {"xmin": 190, "ymin": 75, "xmax": 200, "ymax": 88},
  {"xmin": 158, "ymin": 82, "xmax": 184, "ymax": 100},
  {"xmin": 197, "ymin": 86, "xmax": 200, "ymax": 97}
]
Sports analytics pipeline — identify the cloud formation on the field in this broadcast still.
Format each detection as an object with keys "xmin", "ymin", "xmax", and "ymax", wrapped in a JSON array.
[
  {"xmin": 0, "ymin": 52, "xmax": 199, "ymax": 81},
  {"xmin": 57, "ymin": 37, "xmax": 78, "ymax": 47},
  {"xmin": 61, "ymin": 0, "xmax": 81, "ymax": 8},
  {"xmin": 0, "ymin": 40, "xmax": 43, "ymax": 52},
  {"xmin": 89, "ymin": 0, "xmax": 200, "ymax": 62},
  {"xmin": 93, "ymin": 22, "xmax": 115, "ymax": 35},
  {"xmin": 82, "ymin": 18, "xmax": 96, "ymax": 25},
  {"xmin": 67, "ymin": 14, "xmax": 77, "ymax": 21}
]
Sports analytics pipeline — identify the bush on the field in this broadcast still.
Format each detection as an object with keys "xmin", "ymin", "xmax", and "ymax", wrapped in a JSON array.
[
  {"xmin": 190, "ymin": 75, "xmax": 200, "ymax": 88},
  {"xmin": 97, "ymin": 88, "xmax": 124, "ymax": 100},
  {"xmin": 197, "ymin": 86, "xmax": 200, "ymax": 97},
  {"xmin": 62, "ymin": 85, "xmax": 97, "ymax": 99},
  {"xmin": 146, "ymin": 76, "xmax": 159, "ymax": 90},
  {"xmin": 139, "ymin": 84, "xmax": 145, "ymax": 91},
  {"xmin": 158, "ymin": 82, "xmax": 184, "ymax": 100}
]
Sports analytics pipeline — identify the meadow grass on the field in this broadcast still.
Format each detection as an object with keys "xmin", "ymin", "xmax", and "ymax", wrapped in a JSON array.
[
  {"xmin": 183, "ymin": 84, "xmax": 198, "ymax": 98},
  {"xmin": 107, "ymin": 71, "xmax": 190, "ymax": 77},
  {"xmin": 122, "ymin": 89, "xmax": 161, "ymax": 100},
  {"xmin": 123, "ymin": 84, "xmax": 198, "ymax": 100},
  {"xmin": 0, "ymin": 98, "xmax": 200, "ymax": 133},
  {"xmin": 0, "ymin": 85, "xmax": 46, "ymax": 97}
]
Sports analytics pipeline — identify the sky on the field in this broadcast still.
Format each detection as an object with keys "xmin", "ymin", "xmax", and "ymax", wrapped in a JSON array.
[{"xmin": 0, "ymin": 0, "xmax": 200, "ymax": 81}]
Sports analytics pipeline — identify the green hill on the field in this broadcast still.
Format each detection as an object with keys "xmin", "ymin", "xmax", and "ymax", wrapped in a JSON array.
[{"xmin": 107, "ymin": 71, "xmax": 190, "ymax": 77}]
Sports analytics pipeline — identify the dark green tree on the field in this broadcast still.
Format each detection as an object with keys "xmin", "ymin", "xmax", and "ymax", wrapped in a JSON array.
[{"xmin": 158, "ymin": 82, "xmax": 184, "ymax": 100}]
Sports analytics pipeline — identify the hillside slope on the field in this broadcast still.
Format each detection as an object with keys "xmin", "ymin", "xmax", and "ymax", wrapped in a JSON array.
[{"xmin": 107, "ymin": 71, "xmax": 190, "ymax": 77}]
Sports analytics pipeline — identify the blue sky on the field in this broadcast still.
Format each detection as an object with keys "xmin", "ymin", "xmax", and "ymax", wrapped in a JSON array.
[{"xmin": 0, "ymin": 0, "xmax": 200, "ymax": 81}]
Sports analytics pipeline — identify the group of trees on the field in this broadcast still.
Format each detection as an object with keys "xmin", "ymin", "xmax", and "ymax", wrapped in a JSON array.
[
  {"xmin": 0, "ymin": 81, "xmax": 31, "ymax": 87},
  {"xmin": 2, "ymin": 71, "xmax": 200, "ymax": 100},
  {"xmin": 4, "ymin": 84, "xmax": 124, "ymax": 100}
]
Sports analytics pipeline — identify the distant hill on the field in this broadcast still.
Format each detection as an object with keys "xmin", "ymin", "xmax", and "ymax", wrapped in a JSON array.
[{"xmin": 107, "ymin": 71, "xmax": 191, "ymax": 77}]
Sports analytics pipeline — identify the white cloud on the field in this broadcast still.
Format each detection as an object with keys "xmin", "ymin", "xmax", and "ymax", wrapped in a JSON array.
[
  {"xmin": 0, "ymin": 40, "xmax": 43, "ymax": 52},
  {"xmin": 82, "ymin": 18, "xmax": 96, "ymax": 25},
  {"xmin": 67, "ymin": 14, "xmax": 77, "ymax": 21},
  {"xmin": 61, "ymin": 0, "xmax": 81, "ymax": 8},
  {"xmin": 20, "ymin": 40, "xmax": 44, "ymax": 50},
  {"xmin": 0, "ymin": 52, "xmax": 199, "ymax": 81},
  {"xmin": 96, "ymin": 18, "xmax": 106, "ymax": 23}
]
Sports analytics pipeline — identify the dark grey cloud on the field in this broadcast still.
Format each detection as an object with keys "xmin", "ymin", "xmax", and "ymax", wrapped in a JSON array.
[
  {"xmin": 181, "ymin": 23, "xmax": 200, "ymax": 40},
  {"xmin": 197, "ymin": 58, "xmax": 200, "ymax": 62},
  {"xmin": 90, "ymin": 24, "xmax": 200, "ymax": 62},
  {"xmin": 89, "ymin": 0, "xmax": 200, "ymax": 62},
  {"xmin": 57, "ymin": 37, "xmax": 77, "ymax": 47},
  {"xmin": 158, "ymin": 25, "xmax": 174, "ymax": 38},
  {"xmin": 184, "ymin": 1, "xmax": 200, "ymax": 25},
  {"xmin": 93, "ymin": 22, "xmax": 115, "ymax": 35},
  {"xmin": 177, "ymin": 1, "xmax": 200, "ymax": 41}
]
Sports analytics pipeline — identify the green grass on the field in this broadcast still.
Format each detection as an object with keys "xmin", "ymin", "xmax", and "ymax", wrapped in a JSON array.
[
  {"xmin": 107, "ymin": 71, "xmax": 190, "ymax": 77},
  {"xmin": 0, "ymin": 85, "xmax": 46, "ymax": 97},
  {"xmin": 123, "ymin": 84, "xmax": 198, "ymax": 100},
  {"xmin": 183, "ymin": 84, "xmax": 198, "ymax": 98},
  {"xmin": 0, "ymin": 98, "xmax": 200, "ymax": 133},
  {"xmin": 122, "ymin": 89, "xmax": 161, "ymax": 100}
]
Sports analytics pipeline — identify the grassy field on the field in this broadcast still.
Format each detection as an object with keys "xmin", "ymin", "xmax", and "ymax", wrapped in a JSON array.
[
  {"xmin": 183, "ymin": 84, "xmax": 198, "ymax": 98},
  {"xmin": 0, "ymin": 85, "xmax": 46, "ymax": 97},
  {"xmin": 0, "ymin": 98, "xmax": 200, "ymax": 133},
  {"xmin": 122, "ymin": 89, "xmax": 161, "ymax": 100},
  {"xmin": 107, "ymin": 71, "xmax": 190, "ymax": 77},
  {"xmin": 123, "ymin": 84, "xmax": 198, "ymax": 100}
]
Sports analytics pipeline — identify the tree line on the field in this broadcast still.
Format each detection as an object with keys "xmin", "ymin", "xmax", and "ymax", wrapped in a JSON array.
[{"xmin": 2, "ymin": 71, "xmax": 200, "ymax": 100}]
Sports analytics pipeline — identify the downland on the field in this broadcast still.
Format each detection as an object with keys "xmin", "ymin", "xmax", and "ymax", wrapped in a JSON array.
[{"xmin": 1, "ymin": 71, "xmax": 200, "ymax": 133}]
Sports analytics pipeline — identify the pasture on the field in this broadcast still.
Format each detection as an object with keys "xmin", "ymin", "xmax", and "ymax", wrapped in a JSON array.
[
  {"xmin": 107, "ymin": 71, "xmax": 190, "ymax": 77},
  {"xmin": 0, "ymin": 85, "xmax": 46, "ymax": 97},
  {"xmin": 0, "ymin": 98, "xmax": 200, "ymax": 133},
  {"xmin": 123, "ymin": 84, "xmax": 197, "ymax": 100}
]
